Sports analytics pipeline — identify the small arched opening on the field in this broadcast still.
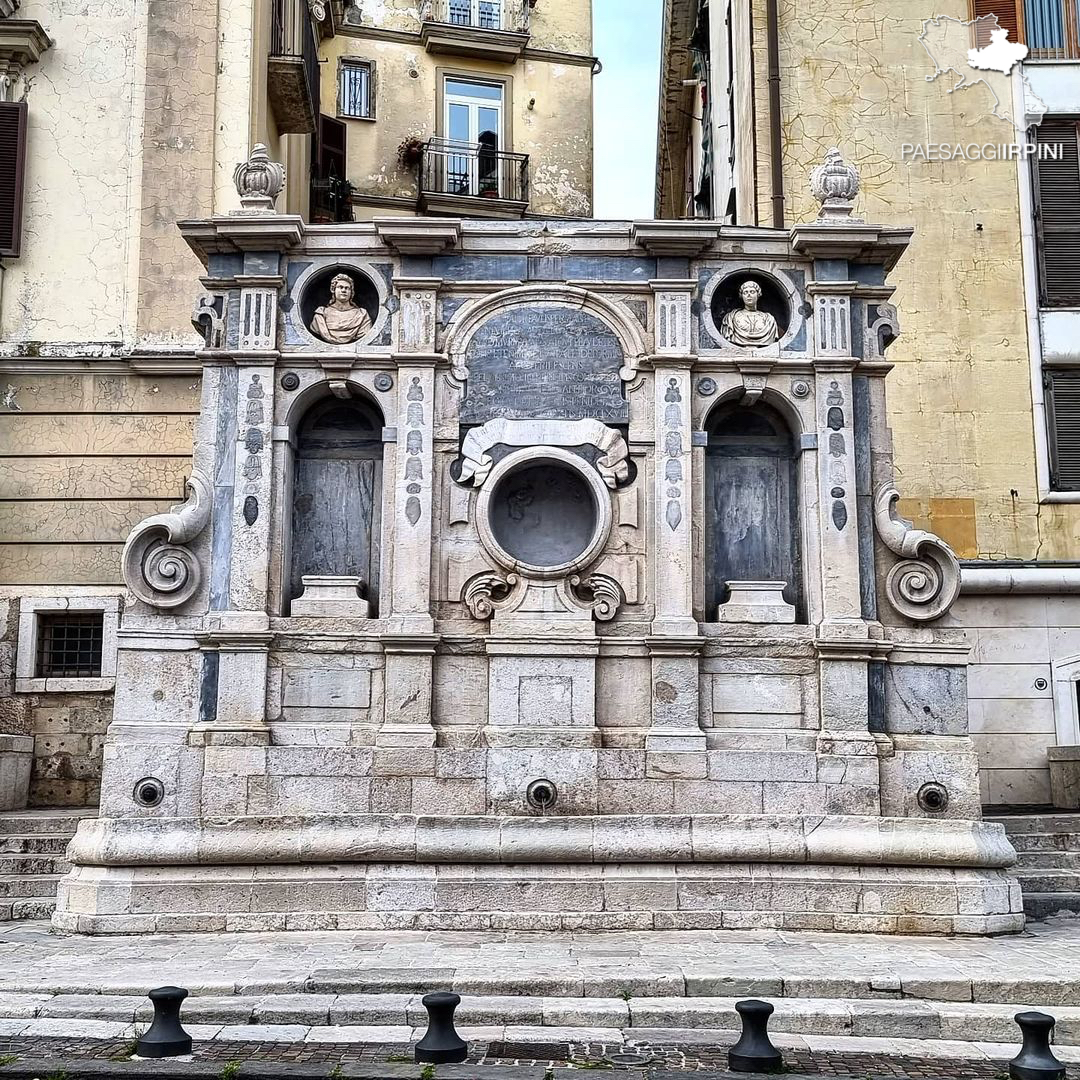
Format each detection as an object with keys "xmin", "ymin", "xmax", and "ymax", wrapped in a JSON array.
[
  {"xmin": 704, "ymin": 398, "xmax": 803, "ymax": 622},
  {"xmin": 289, "ymin": 395, "xmax": 384, "ymax": 614}
]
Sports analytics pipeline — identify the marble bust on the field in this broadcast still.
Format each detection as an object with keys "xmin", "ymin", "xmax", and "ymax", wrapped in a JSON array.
[
  {"xmin": 310, "ymin": 273, "xmax": 373, "ymax": 345},
  {"xmin": 720, "ymin": 280, "xmax": 780, "ymax": 347}
]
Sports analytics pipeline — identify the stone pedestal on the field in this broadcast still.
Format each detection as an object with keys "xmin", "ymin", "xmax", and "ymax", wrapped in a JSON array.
[
  {"xmin": 718, "ymin": 581, "xmax": 796, "ymax": 624},
  {"xmin": 0, "ymin": 735, "xmax": 32, "ymax": 811},
  {"xmin": 1049, "ymin": 746, "xmax": 1080, "ymax": 809},
  {"xmin": 291, "ymin": 575, "xmax": 370, "ymax": 618}
]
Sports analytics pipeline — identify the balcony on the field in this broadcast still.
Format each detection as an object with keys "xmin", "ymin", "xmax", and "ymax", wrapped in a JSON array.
[
  {"xmin": 268, "ymin": 0, "xmax": 320, "ymax": 135},
  {"xmin": 420, "ymin": 0, "xmax": 531, "ymax": 63},
  {"xmin": 419, "ymin": 138, "xmax": 529, "ymax": 217},
  {"xmin": 1026, "ymin": 0, "xmax": 1080, "ymax": 58}
]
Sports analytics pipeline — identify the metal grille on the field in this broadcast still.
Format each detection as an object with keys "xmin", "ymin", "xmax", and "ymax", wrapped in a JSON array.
[
  {"xmin": 1025, "ymin": 0, "xmax": 1080, "ymax": 56},
  {"xmin": 36, "ymin": 613, "xmax": 104, "ymax": 678},
  {"xmin": 339, "ymin": 61, "xmax": 372, "ymax": 118}
]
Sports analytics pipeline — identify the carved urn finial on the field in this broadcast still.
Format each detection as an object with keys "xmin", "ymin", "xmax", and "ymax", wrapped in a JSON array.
[
  {"xmin": 232, "ymin": 144, "xmax": 285, "ymax": 214},
  {"xmin": 810, "ymin": 147, "xmax": 861, "ymax": 223}
]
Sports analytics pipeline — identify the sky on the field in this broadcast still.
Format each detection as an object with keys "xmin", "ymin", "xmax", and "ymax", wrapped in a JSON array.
[{"xmin": 592, "ymin": 0, "xmax": 663, "ymax": 220}]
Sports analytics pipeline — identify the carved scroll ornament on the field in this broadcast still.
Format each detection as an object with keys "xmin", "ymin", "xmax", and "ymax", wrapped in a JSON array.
[
  {"xmin": 873, "ymin": 486, "xmax": 961, "ymax": 622},
  {"xmin": 462, "ymin": 571, "xmax": 520, "ymax": 620},
  {"xmin": 122, "ymin": 471, "xmax": 212, "ymax": 609},
  {"xmin": 569, "ymin": 573, "xmax": 624, "ymax": 621}
]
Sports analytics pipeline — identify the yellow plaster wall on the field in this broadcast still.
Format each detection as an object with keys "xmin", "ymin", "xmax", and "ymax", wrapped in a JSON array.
[
  {"xmin": 322, "ymin": 33, "xmax": 593, "ymax": 216},
  {"xmin": 764, "ymin": 0, "xmax": 1080, "ymax": 560},
  {"xmin": 0, "ymin": 1, "xmax": 144, "ymax": 346}
]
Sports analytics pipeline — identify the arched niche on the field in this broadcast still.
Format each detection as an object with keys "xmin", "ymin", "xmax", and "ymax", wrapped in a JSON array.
[
  {"xmin": 704, "ymin": 398, "xmax": 804, "ymax": 621},
  {"xmin": 289, "ymin": 395, "xmax": 384, "ymax": 614}
]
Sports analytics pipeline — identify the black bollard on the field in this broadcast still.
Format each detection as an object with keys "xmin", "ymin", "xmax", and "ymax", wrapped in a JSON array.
[
  {"xmin": 136, "ymin": 986, "xmax": 193, "ymax": 1058},
  {"xmin": 728, "ymin": 998, "xmax": 783, "ymax": 1074},
  {"xmin": 415, "ymin": 991, "xmax": 468, "ymax": 1064},
  {"xmin": 1010, "ymin": 1011, "xmax": 1066, "ymax": 1080}
]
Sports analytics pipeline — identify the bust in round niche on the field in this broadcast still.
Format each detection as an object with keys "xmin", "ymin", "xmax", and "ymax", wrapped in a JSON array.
[
  {"xmin": 309, "ymin": 272, "xmax": 374, "ymax": 345},
  {"xmin": 713, "ymin": 273, "xmax": 790, "ymax": 349}
]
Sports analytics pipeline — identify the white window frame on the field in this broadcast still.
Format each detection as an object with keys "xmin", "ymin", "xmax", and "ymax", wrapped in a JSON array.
[
  {"xmin": 15, "ymin": 596, "xmax": 120, "ymax": 694},
  {"xmin": 448, "ymin": 0, "xmax": 502, "ymax": 29},
  {"xmin": 1052, "ymin": 653, "xmax": 1080, "ymax": 746},
  {"xmin": 338, "ymin": 58, "xmax": 375, "ymax": 121}
]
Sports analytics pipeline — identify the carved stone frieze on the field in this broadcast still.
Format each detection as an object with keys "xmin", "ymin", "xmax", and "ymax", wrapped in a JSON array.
[
  {"xmin": 121, "ymin": 472, "xmax": 212, "ymax": 609},
  {"xmin": 873, "ymin": 486, "xmax": 961, "ymax": 622},
  {"xmin": 456, "ymin": 418, "xmax": 630, "ymax": 489}
]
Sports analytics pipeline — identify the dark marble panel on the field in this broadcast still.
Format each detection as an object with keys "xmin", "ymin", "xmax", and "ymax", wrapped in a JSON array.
[
  {"xmin": 850, "ymin": 298, "xmax": 865, "ymax": 360},
  {"xmin": 563, "ymin": 256, "xmax": 656, "ymax": 281},
  {"xmin": 243, "ymin": 251, "xmax": 281, "ymax": 276},
  {"xmin": 461, "ymin": 306, "xmax": 628, "ymax": 423},
  {"xmin": 814, "ymin": 258, "xmax": 849, "ymax": 281},
  {"xmin": 198, "ymin": 649, "xmax": 219, "ymax": 726},
  {"xmin": 432, "ymin": 254, "xmax": 528, "ymax": 280},
  {"xmin": 657, "ymin": 256, "xmax": 691, "ymax": 279},
  {"xmin": 209, "ymin": 253, "xmax": 244, "ymax": 278},
  {"xmin": 209, "ymin": 365, "xmax": 238, "ymax": 612},
  {"xmin": 852, "ymin": 375, "xmax": 876, "ymax": 621},
  {"xmin": 853, "ymin": 263, "xmax": 886, "ymax": 285},
  {"xmin": 868, "ymin": 660, "xmax": 886, "ymax": 734},
  {"xmin": 527, "ymin": 255, "xmax": 564, "ymax": 281}
]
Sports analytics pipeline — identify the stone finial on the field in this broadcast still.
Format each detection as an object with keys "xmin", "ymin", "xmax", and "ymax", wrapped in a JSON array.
[
  {"xmin": 232, "ymin": 144, "xmax": 285, "ymax": 214},
  {"xmin": 810, "ymin": 147, "xmax": 861, "ymax": 223}
]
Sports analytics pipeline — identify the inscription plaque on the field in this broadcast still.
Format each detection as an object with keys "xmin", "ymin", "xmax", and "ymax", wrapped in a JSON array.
[{"xmin": 461, "ymin": 307, "xmax": 628, "ymax": 424}]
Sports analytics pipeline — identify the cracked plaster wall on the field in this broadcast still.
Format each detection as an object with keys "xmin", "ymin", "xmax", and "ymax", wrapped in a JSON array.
[{"xmin": 749, "ymin": 0, "xmax": 1080, "ymax": 561}]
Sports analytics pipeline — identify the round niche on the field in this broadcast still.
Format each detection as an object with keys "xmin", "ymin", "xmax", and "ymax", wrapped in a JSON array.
[
  {"xmin": 710, "ymin": 270, "xmax": 791, "ymax": 344},
  {"xmin": 298, "ymin": 265, "xmax": 380, "ymax": 345},
  {"xmin": 477, "ymin": 448, "xmax": 612, "ymax": 578}
]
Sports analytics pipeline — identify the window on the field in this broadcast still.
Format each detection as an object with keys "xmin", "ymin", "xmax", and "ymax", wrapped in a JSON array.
[
  {"xmin": 0, "ymin": 100, "xmax": 27, "ymax": 258},
  {"xmin": 1024, "ymin": 0, "xmax": 1080, "ymax": 56},
  {"xmin": 444, "ymin": 78, "xmax": 503, "ymax": 195},
  {"xmin": 1047, "ymin": 370, "xmax": 1080, "ymax": 490},
  {"xmin": 338, "ymin": 59, "xmax": 374, "ymax": 119},
  {"xmin": 1033, "ymin": 119, "xmax": 1080, "ymax": 307},
  {"xmin": 36, "ymin": 614, "xmax": 104, "ymax": 678},
  {"xmin": 448, "ymin": 0, "xmax": 501, "ymax": 29},
  {"xmin": 971, "ymin": 0, "xmax": 1024, "ymax": 45},
  {"xmin": 15, "ymin": 597, "xmax": 119, "ymax": 693}
]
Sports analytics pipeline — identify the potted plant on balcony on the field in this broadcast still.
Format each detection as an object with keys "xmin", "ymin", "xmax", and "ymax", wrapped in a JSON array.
[
  {"xmin": 479, "ymin": 179, "xmax": 500, "ymax": 198},
  {"xmin": 397, "ymin": 135, "xmax": 426, "ymax": 169}
]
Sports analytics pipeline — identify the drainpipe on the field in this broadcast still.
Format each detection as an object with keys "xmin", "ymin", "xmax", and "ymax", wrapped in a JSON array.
[{"xmin": 765, "ymin": 0, "xmax": 784, "ymax": 227}]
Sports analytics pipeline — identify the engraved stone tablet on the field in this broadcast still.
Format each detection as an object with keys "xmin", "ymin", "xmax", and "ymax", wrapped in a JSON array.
[{"xmin": 460, "ymin": 307, "xmax": 628, "ymax": 424}]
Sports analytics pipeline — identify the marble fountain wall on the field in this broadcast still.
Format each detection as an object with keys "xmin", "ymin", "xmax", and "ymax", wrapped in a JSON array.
[{"xmin": 51, "ymin": 208, "xmax": 1023, "ymax": 934}]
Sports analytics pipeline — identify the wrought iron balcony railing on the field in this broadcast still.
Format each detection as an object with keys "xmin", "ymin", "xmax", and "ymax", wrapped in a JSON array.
[
  {"xmin": 268, "ymin": 0, "xmax": 320, "ymax": 134},
  {"xmin": 310, "ymin": 176, "xmax": 355, "ymax": 224},
  {"xmin": 420, "ymin": 138, "xmax": 529, "ymax": 206},
  {"xmin": 421, "ymin": 0, "xmax": 530, "ymax": 33}
]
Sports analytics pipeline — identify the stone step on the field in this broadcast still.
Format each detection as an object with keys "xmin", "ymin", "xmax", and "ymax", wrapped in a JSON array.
[
  {"xmin": 2, "ymin": 898, "xmax": 55, "ymax": 922},
  {"xmin": 1013, "ymin": 869, "xmax": 1080, "ymax": 893},
  {"xmin": 0, "ymin": 873, "xmax": 62, "ymax": 900},
  {"xmin": 0, "ymin": 853, "xmax": 69, "ymax": 875},
  {"xmin": 4, "ymin": 993, "xmax": 1080, "ymax": 1046},
  {"xmin": 988, "ymin": 814, "xmax": 1080, "ymax": 836},
  {"xmin": 0, "ymin": 810, "xmax": 91, "ymax": 837},
  {"xmin": 1005, "ymin": 832, "xmax": 1080, "ymax": 853},
  {"xmin": 1015, "ymin": 850, "xmax": 1080, "ymax": 869},
  {"xmin": 1021, "ymin": 892, "xmax": 1080, "ymax": 920},
  {"xmin": 0, "ymin": 835, "xmax": 71, "ymax": 854}
]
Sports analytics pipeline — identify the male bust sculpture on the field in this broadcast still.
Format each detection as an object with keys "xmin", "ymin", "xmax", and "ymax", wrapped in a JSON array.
[
  {"xmin": 310, "ymin": 273, "xmax": 373, "ymax": 345},
  {"xmin": 720, "ymin": 280, "xmax": 780, "ymax": 347}
]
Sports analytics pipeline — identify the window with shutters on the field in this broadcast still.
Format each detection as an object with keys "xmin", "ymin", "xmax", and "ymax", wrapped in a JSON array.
[
  {"xmin": 1032, "ymin": 119, "xmax": 1080, "ymax": 307},
  {"xmin": 338, "ymin": 59, "xmax": 375, "ymax": 120},
  {"xmin": 0, "ymin": 100, "xmax": 27, "ymax": 258},
  {"xmin": 1047, "ymin": 370, "xmax": 1080, "ymax": 490},
  {"xmin": 970, "ymin": 0, "xmax": 1025, "ymax": 45}
]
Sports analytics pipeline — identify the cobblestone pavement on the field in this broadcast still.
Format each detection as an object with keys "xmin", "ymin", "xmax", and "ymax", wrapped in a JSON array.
[
  {"xmin": 0, "ymin": 1036, "xmax": 1024, "ymax": 1077},
  {"xmin": 3, "ymin": 918, "xmax": 1080, "ymax": 1000}
]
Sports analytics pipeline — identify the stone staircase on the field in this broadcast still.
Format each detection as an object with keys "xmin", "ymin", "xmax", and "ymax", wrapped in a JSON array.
[
  {"xmin": 987, "ymin": 811, "xmax": 1080, "ymax": 920},
  {"xmin": 0, "ymin": 808, "xmax": 92, "ymax": 922}
]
